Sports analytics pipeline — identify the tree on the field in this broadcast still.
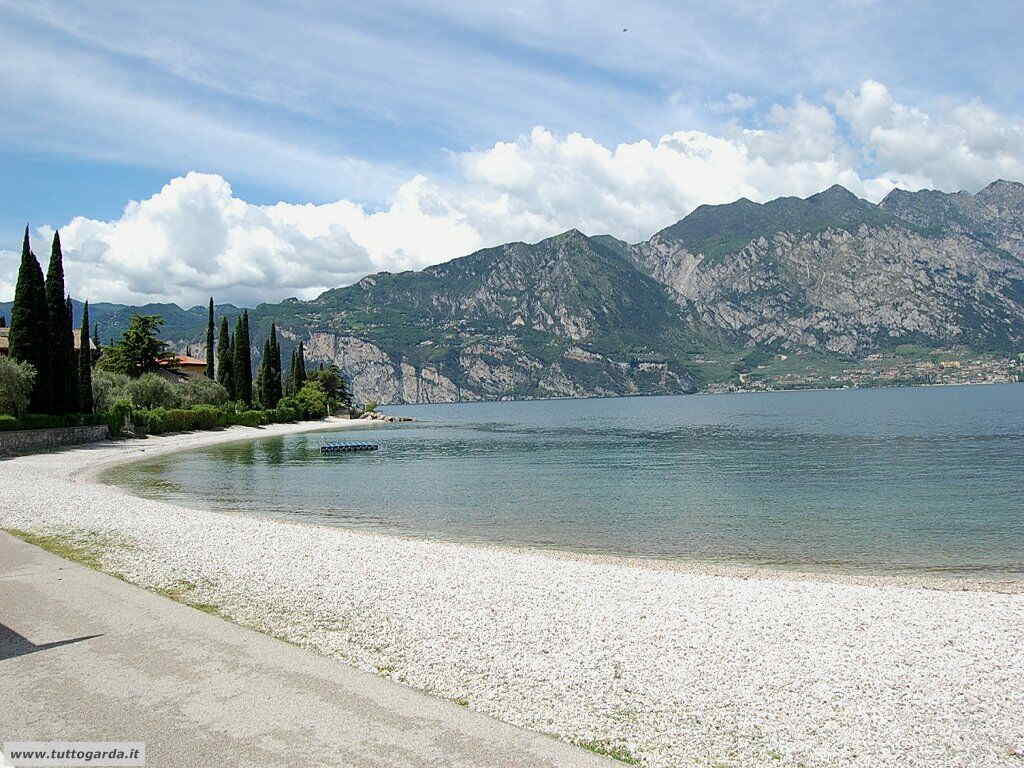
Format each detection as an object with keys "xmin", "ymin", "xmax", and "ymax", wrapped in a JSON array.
[
  {"xmin": 311, "ymin": 364, "xmax": 352, "ymax": 409},
  {"xmin": 255, "ymin": 337, "xmax": 271, "ymax": 407},
  {"xmin": 233, "ymin": 311, "xmax": 253, "ymax": 405},
  {"xmin": 125, "ymin": 373, "xmax": 181, "ymax": 409},
  {"xmin": 0, "ymin": 358, "xmax": 37, "ymax": 416},
  {"xmin": 79, "ymin": 301, "xmax": 94, "ymax": 413},
  {"xmin": 9, "ymin": 226, "xmax": 51, "ymax": 412},
  {"xmin": 45, "ymin": 232, "xmax": 76, "ymax": 413},
  {"xmin": 180, "ymin": 376, "xmax": 229, "ymax": 407},
  {"xmin": 295, "ymin": 341, "xmax": 307, "ymax": 388},
  {"xmin": 66, "ymin": 296, "xmax": 80, "ymax": 412},
  {"xmin": 96, "ymin": 315, "xmax": 178, "ymax": 377},
  {"xmin": 216, "ymin": 317, "xmax": 234, "ymax": 398},
  {"xmin": 92, "ymin": 324, "xmax": 101, "ymax": 354},
  {"xmin": 266, "ymin": 323, "xmax": 282, "ymax": 408},
  {"xmin": 294, "ymin": 380, "xmax": 328, "ymax": 418},
  {"xmin": 205, "ymin": 298, "xmax": 215, "ymax": 379},
  {"xmin": 283, "ymin": 349, "xmax": 297, "ymax": 398},
  {"xmin": 0, "ymin": 315, "xmax": 6, "ymax": 327}
]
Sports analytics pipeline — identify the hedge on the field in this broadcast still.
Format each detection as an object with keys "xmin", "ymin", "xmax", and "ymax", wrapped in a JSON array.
[{"xmin": 130, "ymin": 404, "xmax": 304, "ymax": 435}]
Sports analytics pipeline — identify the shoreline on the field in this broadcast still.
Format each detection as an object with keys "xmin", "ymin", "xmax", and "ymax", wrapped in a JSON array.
[
  {"xmin": 93, "ymin": 419, "xmax": 1021, "ymax": 594},
  {"xmin": 3, "ymin": 420, "xmax": 1023, "ymax": 767}
]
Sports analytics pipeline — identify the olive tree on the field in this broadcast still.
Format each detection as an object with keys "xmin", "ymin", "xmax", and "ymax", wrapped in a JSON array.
[{"xmin": 0, "ymin": 358, "xmax": 37, "ymax": 416}]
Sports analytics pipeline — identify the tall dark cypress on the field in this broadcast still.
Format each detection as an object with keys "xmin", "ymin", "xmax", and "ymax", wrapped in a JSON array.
[
  {"xmin": 216, "ymin": 317, "xmax": 234, "ymax": 399},
  {"xmin": 295, "ymin": 341, "xmax": 307, "ymax": 388},
  {"xmin": 9, "ymin": 227, "xmax": 51, "ymax": 412},
  {"xmin": 66, "ymin": 296, "xmax": 80, "ymax": 412},
  {"xmin": 0, "ymin": 315, "xmax": 6, "ymax": 327},
  {"xmin": 255, "ymin": 337, "xmax": 271, "ymax": 407},
  {"xmin": 233, "ymin": 311, "xmax": 253, "ymax": 405},
  {"xmin": 45, "ymin": 232, "xmax": 74, "ymax": 413},
  {"xmin": 266, "ymin": 323, "xmax": 282, "ymax": 407},
  {"xmin": 205, "ymin": 298, "xmax": 215, "ymax": 379},
  {"xmin": 79, "ymin": 301, "xmax": 94, "ymax": 413}
]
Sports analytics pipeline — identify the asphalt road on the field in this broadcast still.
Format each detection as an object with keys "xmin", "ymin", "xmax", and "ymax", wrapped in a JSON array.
[{"xmin": 0, "ymin": 533, "xmax": 611, "ymax": 767}]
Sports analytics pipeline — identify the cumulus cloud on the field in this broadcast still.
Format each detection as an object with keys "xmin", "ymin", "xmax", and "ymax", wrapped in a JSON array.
[
  {"xmin": 834, "ymin": 80, "xmax": 1024, "ymax": 190},
  {"xmin": 5, "ymin": 82, "xmax": 1022, "ymax": 307}
]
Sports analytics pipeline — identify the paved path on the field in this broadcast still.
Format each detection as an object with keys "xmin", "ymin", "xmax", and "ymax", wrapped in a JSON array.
[{"xmin": 0, "ymin": 533, "xmax": 610, "ymax": 767}]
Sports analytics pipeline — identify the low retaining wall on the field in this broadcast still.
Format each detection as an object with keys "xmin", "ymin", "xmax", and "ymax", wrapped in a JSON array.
[{"xmin": 0, "ymin": 424, "xmax": 111, "ymax": 456}]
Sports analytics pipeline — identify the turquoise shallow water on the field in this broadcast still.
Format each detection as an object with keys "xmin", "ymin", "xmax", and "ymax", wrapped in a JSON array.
[{"xmin": 105, "ymin": 384, "xmax": 1024, "ymax": 577}]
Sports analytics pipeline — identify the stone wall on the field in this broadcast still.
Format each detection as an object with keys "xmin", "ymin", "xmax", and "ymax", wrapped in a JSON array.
[{"xmin": 0, "ymin": 425, "xmax": 111, "ymax": 456}]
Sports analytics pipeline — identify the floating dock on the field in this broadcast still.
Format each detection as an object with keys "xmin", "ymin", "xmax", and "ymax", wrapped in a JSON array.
[{"xmin": 320, "ymin": 442, "xmax": 380, "ymax": 454}]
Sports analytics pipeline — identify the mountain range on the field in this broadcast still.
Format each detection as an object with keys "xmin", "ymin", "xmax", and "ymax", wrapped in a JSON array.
[{"xmin": 4, "ymin": 180, "xmax": 1023, "ymax": 404}]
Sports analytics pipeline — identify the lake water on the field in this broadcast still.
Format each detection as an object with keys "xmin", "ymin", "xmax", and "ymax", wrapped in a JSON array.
[{"xmin": 104, "ymin": 384, "xmax": 1024, "ymax": 578}]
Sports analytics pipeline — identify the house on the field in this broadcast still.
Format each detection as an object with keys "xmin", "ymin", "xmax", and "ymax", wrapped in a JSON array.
[
  {"xmin": 155, "ymin": 354, "xmax": 207, "ymax": 382},
  {"xmin": 0, "ymin": 327, "xmax": 97, "ymax": 357}
]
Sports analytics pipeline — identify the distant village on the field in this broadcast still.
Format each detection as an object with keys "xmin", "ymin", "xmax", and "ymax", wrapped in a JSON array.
[{"xmin": 705, "ymin": 349, "xmax": 1024, "ymax": 394}]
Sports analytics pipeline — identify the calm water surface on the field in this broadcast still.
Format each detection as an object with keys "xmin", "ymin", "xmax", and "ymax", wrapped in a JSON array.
[{"xmin": 104, "ymin": 384, "xmax": 1024, "ymax": 577}]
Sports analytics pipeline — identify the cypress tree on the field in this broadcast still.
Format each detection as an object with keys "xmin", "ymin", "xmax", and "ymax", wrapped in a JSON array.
[
  {"xmin": 295, "ymin": 341, "xmax": 307, "ymax": 388},
  {"xmin": 205, "ymin": 298, "xmax": 215, "ymax": 378},
  {"xmin": 266, "ymin": 323, "xmax": 282, "ymax": 407},
  {"xmin": 216, "ymin": 317, "xmax": 234, "ymax": 399},
  {"xmin": 9, "ymin": 227, "xmax": 51, "ymax": 412},
  {"xmin": 66, "ymin": 296, "xmax": 80, "ymax": 412},
  {"xmin": 92, "ymin": 324, "xmax": 101, "ymax": 353},
  {"xmin": 233, "ymin": 311, "xmax": 253, "ymax": 405},
  {"xmin": 0, "ymin": 315, "xmax": 6, "ymax": 327},
  {"xmin": 255, "ymin": 337, "xmax": 271, "ymax": 407},
  {"xmin": 45, "ymin": 232, "xmax": 74, "ymax": 413},
  {"xmin": 79, "ymin": 301, "xmax": 94, "ymax": 413}
]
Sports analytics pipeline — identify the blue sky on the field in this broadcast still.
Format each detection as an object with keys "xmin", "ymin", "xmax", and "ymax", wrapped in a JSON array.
[{"xmin": 2, "ymin": 0, "xmax": 1022, "ymax": 306}]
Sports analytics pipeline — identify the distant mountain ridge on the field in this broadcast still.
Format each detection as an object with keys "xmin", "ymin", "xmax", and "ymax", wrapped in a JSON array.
[{"xmin": 6, "ymin": 180, "xmax": 1022, "ymax": 404}]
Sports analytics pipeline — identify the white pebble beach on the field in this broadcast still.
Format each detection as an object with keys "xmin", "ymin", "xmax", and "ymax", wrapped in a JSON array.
[{"xmin": 2, "ymin": 419, "xmax": 1022, "ymax": 768}]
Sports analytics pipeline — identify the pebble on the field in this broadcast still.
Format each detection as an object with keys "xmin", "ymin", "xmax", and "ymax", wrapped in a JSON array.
[{"xmin": 1, "ymin": 423, "xmax": 1022, "ymax": 768}]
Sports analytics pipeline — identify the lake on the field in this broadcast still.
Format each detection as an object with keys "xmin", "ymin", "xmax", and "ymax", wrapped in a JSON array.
[{"xmin": 104, "ymin": 384, "xmax": 1024, "ymax": 578}]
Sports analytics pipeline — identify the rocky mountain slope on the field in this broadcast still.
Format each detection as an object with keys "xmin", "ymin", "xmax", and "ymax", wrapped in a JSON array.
[
  {"xmin": 629, "ymin": 182, "xmax": 1024, "ymax": 356},
  {"xmin": 250, "ymin": 229, "xmax": 703, "ymax": 403},
  {"xmin": 8, "ymin": 180, "xmax": 1022, "ymax": 404}
]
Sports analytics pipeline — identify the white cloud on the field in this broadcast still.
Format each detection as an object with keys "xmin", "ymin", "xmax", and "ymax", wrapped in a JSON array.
[
  {"xmin": 709, "ymin": 93, "xmax": 757, "ymax": 113},
  {"xmin": 834, "ymin": 80, "xmax": 1024, "ymax": 190},
  {"xmin": 4, "ymin": 82, "xmax": 1022, "ymax": 308}
]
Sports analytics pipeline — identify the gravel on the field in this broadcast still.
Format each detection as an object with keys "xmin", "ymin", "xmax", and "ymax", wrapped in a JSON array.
[{"xmin": 2, "ymin": 422, "xmax": 1022, "ymax": 768}]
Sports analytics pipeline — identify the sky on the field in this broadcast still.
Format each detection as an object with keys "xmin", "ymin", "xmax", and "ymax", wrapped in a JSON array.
[{"xmin": 1, "ymin": 0, "xmax": 1022, "ymax": 307}]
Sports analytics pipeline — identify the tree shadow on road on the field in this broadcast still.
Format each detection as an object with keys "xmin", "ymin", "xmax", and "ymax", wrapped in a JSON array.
[{"xmin": 0, "ymin": 622, "xmax": 101, "ymax": 661}]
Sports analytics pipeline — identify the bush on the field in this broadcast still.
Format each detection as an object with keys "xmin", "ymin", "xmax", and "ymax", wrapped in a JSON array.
[
  {"xmin": 125, "ymin": 373, "xmax": 181, "ymax": 410},
  {"xmin": 180, "ymin": 376, "xmax": 229, "ymax": 407},
  {"xmin": 294, "ymin": 381, "xmax": 328, "ymax": 419},
  {"xmin": 0, "ymin": 357, "xmax": 37, "ymax": 417},
  {"xmin": 228, "ymin": 409, "xmax": 268, "ymax": 427},
  {"xmin": 92, "ymin": 370, "xmax": 131, "ymax": 414},
  {"xmin": 190, "ymin": 404, "xmax": 227, "ymax": 429},
  {"xmin": 109, "ymin": 397, "xmax": 134, "ymax": 437},
  {"xmin": 271, "ymin": 405, "xmax": 298, "ymax": 423},
  {"xmin": 135, "ymin": 405, "xmax": 230, "ymax": 435},
  {"xmin": 0, "ymin": 414, "xmax": 19, "ymax": 430}
]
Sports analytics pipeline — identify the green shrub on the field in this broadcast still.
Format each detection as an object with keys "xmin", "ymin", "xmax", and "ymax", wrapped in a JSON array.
[
  {"xmin": 108, "ymin": 397, "xmax": 134, "ymax": 437},
  {"xmin": 230, "ymin": 409, "xmax": 268, "ymax": 427},
  {"xmin": 189, "ymin": 404, "xmax": 227, "ymax": 429},
  {"xmin": 295, "ymin": 381, "xmax": 328, "ymax": 418},
  {"xmin": 0, "ymin": 357, "xmax": 37, "ymax": 417},
  {"xmin": 92, "ymin": 370, "xmax": 131, "ymax": 414},
  {"xmin": 272, "ymin": 405, "xmax": 298, "ymax": 423},
  {"xmin": 125, "ymin": 373, "xmax": 181, "ymax": 410},
  {"xmin": 180, "ymin": 377, "xmax": 229, "ymax": 407},
  {"xmin": 0, "ymin": 414, "xmax": 19, "ymax": 430}
]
